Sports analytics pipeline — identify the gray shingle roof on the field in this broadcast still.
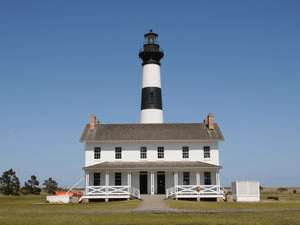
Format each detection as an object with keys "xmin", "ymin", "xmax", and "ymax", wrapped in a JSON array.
[
  {"xmin": 84, "ymin": 161, "xmax": 222, "ymax": 170},
  {"xmin": 80, "ymin": 123, "xmax": 224, "ymax": 142}
]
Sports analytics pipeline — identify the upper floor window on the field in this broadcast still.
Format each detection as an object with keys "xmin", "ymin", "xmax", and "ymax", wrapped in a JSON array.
[
  {"xmin": 115, "ymin": 172, "xmax": 122, "ymax": 186},
  {"xmin": 94, "ymin": 147, "xmax": 101, "ymax": 159},
  {"xmin": 204, "ymin": 172, "xmax": 211, "ymax": 185},
  {"xmin": 158, "ymin": 147, "xmax": 164, "ymax": 159},
  {"xmin": 140, "ymin": 147, "xmax": 147, "ymax": 159},
  {"xmin": 182, "ymin": 146, "xmax": 189, "ymax": 158},
  {"xmin": 183, "ymin": 172, "xmax": 190, "ymax": 185},
  {"xmin": 94, "ymin": 173, "xmax": 100, "ymax": 186},
  {"xmin": 115, "ymin": 147, "xmax": 122, "ymax": 159},
  {"xmin": 204, "ymin": 146, "xmax": 210, "ymax": 158}
]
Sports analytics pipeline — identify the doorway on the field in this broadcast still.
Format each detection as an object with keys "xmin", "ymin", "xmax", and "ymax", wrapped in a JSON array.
[
  {"xmin": 140, "ymin": 171, "xmax": 148, "ymax": 194},
  {"xmin": 157, "ymin": 171, "xmax": 165, "ymax": 194}
]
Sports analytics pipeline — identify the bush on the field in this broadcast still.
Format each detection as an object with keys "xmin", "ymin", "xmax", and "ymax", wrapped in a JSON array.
[
  {"xmin": 293, "ymin": 189, "xmax": 297, "ymax": 194},
  {"xmin": 259, "ymin": 186, "xmax": 264, "ymax": 190},
  {"xmin": 277, "ymin": 187, "xmax": 288, "ymax": 192}
]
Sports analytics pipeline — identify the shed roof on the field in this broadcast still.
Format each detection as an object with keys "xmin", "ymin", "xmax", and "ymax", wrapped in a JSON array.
[
  {"xmin": 83, "ymin": 161, "xmax": 222, "ymax": 170},
  {"xmin": 80, "ymin": 123, "xmax": 224, "ymax": 142}
]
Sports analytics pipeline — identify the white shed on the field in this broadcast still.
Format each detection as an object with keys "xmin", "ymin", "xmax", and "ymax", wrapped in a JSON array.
[{"xmin": 232, "ymin": 181, "xmax": 260, "ymax": 202}]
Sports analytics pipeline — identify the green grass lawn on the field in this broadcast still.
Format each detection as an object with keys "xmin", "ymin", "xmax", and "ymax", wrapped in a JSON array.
[
  {"xmin": 0, "ymin": 212, "xmax": 300, "ymax": 225},
  {"xmin": 1, "ymin": 193, "xmax": 300, "ymax": 224},
  {"xmin": 166, "ymin": 199, "xmax": 300, "ymax": 211},
  {"xmin": 0, "ymin": 194, "xmax": 140, "ymax": 211},
  {"xmin": 166, "ymin": 193, "xmax": 300, "ymax": 211}
]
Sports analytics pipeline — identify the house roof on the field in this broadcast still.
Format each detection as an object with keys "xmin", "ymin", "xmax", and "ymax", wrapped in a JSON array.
[
  {"xmin": 83, "ymin": 161, "xmax": 222, "ymax": 170},
  {"xmin": 80, "ymin": 123, "xmax": 224, "ymax": 142}
]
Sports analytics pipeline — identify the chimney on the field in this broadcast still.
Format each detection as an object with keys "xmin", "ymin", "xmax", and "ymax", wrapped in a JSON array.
[
  {"xmin": 90, "ymin": 114, "xmax": 96, "ymax": 131},
  {"xmin": 208, "ymin": 113, "xmax": 214, "ymax": 130}
]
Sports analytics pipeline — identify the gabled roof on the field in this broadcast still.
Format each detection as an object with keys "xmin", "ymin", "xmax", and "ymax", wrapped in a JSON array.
[
  {"xmin": 80, "ymin": 123, "xmax": 224, "ymax": 142},
  {"xmin": 83, "ymin": 161, "xmax": 222, "ymax": 170}
]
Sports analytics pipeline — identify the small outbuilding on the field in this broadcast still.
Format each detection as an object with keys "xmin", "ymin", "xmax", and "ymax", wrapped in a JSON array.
[{"xmin": 232, "ymin": 181, "xmax": 260, "ymax": 202}]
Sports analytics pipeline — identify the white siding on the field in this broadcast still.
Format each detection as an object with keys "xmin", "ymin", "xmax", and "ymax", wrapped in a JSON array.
[{"xmin": 85, "ymin": 141, "xmax": 220, "ymax": 167}]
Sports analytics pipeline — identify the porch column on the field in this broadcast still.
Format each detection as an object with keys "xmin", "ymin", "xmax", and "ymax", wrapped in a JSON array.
[
  {"xmin": 105, "ymin": 171, "xmax": 109, "ymax": 202},
  {"xmin": 127, "ymin": 172, "xmax": 131, "ymax": 187},
  {"xmin": 216, "ymin": 170, "xmax": 220, "ymax": 193},
  {"xmin": 151, "ymin": 171, "xmax": 154, "ymax": 195},
  {"xmin": 85, "ymin": 171, "xmax": 89, "ymax": 193},
  {"xmin": 196, "ymin": 172, "xmax": 200, "ymax": 186},
  {"xmin": 174, "ymin": 171, "xmax": 178, "ymax": 186}
]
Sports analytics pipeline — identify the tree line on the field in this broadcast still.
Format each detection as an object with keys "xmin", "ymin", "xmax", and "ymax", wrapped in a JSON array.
[{"xmin": 0, "ymin": 169, "xmax": 58, "ymax": 195}]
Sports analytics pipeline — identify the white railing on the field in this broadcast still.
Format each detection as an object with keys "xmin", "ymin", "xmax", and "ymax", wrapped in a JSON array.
[
  {"xmin": 85, "ymin": 186, "xmax": 140, "ymax": 199},
  {"xmin": 166, "ymin": 185, "xmax": 224, "ymax": 198},
  {"xmin": 129, "ymin": 187, "xmax": 140, "ymax": 199}
]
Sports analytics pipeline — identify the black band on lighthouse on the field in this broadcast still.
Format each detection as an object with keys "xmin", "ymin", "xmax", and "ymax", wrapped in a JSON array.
[{"xmin": 141, "ymin": 87, "xmax": 163, "ymax": 110}]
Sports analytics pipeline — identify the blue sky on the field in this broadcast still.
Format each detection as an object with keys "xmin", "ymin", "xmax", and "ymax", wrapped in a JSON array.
[{"xmin": 1, "ymin": 0, "xmax": 299, "ymax": 188}]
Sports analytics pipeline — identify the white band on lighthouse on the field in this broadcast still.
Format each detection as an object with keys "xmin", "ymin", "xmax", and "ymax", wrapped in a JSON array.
[
  {"xmin": 142, "ymin": 64, "xmax": 161, "ymax": 88},
  {"xmin": 140, "ymin": 109, "xmax": 163, "ymax": 123}
]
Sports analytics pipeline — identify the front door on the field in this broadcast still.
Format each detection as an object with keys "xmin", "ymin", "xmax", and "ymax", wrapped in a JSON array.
[
  {"xmin": 157, "ymin": 171, "xmax": 165, "ymax": 194},
  {"xmin": 140, "ymin": 172, "xmax": 148, "ymax": 194}
]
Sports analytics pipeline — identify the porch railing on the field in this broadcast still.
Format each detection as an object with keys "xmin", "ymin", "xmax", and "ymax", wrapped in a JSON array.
[
  {"xmin": 85, "ymin": 186, "xmax": 140, "ymax": 199},
  {"xmin": 166, "ymin": 185, "xmax": 224, "ymax": 198}
]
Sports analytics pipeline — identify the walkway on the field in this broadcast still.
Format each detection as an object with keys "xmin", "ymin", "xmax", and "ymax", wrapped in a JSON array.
[{"xmin": 138, "ymin": 194, "xmax": 169, "ymax": 210}]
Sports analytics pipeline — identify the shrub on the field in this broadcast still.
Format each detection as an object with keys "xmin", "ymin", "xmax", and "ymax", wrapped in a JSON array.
[
  {"xmin": 277, "ymin": 187, "xmax": 288, "ymax": 192},
  {"xmin": 259, "ymin": 186, "xmax": 264, "ymax": 190}
]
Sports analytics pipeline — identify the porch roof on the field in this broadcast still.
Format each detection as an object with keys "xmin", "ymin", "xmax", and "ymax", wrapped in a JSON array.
[{"xmin": 83, "ymin": 161, "xmax": 222, "ymax": 170}]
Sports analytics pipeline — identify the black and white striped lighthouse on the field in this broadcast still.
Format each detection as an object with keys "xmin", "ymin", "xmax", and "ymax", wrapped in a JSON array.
[{"xmin": 139, "ymin": 30, "xmax": 164, "ymax": 123}]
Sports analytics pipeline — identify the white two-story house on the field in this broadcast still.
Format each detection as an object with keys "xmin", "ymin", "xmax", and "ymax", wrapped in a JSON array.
[{"xmin": 80, "ymin": 113, "xmax": 225, "ymax": 201}]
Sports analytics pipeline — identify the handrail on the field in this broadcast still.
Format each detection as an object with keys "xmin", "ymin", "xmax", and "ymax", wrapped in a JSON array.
[
  {"xmin": 85, "ymin": 186, "xmax": 140, "ymax": 199},
  {"xmin": 166, "ymin": 185, "xmax": 226, "ymax": 199},
  {"xmin": 139, "ymin": 47, "xmax": 164, "ymax": 53}
]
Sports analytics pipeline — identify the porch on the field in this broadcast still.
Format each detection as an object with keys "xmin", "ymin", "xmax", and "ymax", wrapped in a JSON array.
[{"xmin": 82, "ymin": 161, "xmax": 224, "ymax": 200}]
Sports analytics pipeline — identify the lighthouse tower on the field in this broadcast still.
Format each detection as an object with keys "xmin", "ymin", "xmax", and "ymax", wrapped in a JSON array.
[{"xmin": 139, "ymin": 30, "xmax": 164, "ymax": 123}]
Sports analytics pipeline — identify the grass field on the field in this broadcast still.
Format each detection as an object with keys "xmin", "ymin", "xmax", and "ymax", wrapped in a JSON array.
[
  {"xmin": 0, "ymin": 194, "xmax": 140, "ymax": 211},
  {"xmin": 0, "ymin": 193, "xmax": 300, "ymax": 224},
  {"xmin": 0, "ymin": 212, "xmax": 300, "ymax": 225},
  {"xmin": 166, "ymin": 193, "xmax": 300, "ymax": 211}
]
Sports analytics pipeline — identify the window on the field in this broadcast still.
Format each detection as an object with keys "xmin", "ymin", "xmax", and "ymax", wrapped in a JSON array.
[
  {"xmin": 182, "ymin": 146, "xmax": 189, "ymax": 158},
  {"xmin": 183, "ymin": 172, "xmax": 190, "ymax": 185},
  {"xmin": 204, "ymin": 146, "xmax": 210, "ymax": 158},
  {"xmin": 140, "ymin": 147, "xmax": 147, "ymax": 159},
  {"xmin": 204, "ymin": 172, "xmax": 211, "ymax": 185},
  {"xmin": 115, "ymin": 147, "xmax": 122, "ymax": 159},
  {"xmin": 115, "ymin": 172, "xmax": 122, "ymax": 186},
  {"xmin": 94, "ymin": 173, "xmax": 100, "ymax": 186},
  {"xmin": 94, "ymin": 147, "xmax": 101, "ymax": 159},
  {"xmin": 158, "ymin": 147, "xmax": 164, "ymax": 159}
]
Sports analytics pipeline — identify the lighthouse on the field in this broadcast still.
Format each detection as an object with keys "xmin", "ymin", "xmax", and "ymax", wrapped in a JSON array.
[{"xmin": 139, "ymin": 30, "xmax": 164, "ymax": 123}]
